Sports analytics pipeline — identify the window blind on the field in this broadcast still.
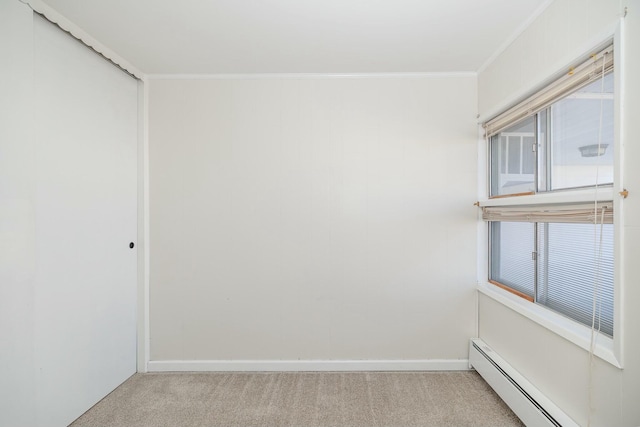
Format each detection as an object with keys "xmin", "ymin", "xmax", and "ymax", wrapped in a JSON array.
[
  {"xmin": 482, "ymin": 203, "xmax": 613, "ymax": 224},
  {"xmin": 484, "ymin": 45, "xmax": 613, "ymax": 138},
  {"xmin": 490, "ymin": 222, "xmax": 535, "ymax": 298},
  {"xmin": 537, "ymin": 223, "xmax": 614, "ymax": 336}
]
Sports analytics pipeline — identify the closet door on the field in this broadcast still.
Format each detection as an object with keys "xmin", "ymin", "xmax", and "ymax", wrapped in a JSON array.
[{"xmin": 33, "ymin": 15, "xmax": 138, "ymax": 427}]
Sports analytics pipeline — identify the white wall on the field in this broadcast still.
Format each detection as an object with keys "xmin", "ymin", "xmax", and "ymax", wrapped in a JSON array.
[
  {"xmin": 619, "ymin": 1, "xmax": 640, "ymax": 421},
  {"xmin": 477, "ymin": 0, "xmax": 640, "ymax": 425},
  {"xmin": 0, "ymin": 1, "xmax": 36, "ymax": 425},
  {"xmin": 478, "ymin": 0, "xmax": 621, "ymax": 118},
  {"xmin": 148, "ymin": 76, "xmax": 478, "ymax": 366}
]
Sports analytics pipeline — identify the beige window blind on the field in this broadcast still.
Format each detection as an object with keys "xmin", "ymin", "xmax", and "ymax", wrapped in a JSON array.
[
  {"xmin": 484, "ymin": 45, "xmax": 613, "ymax": 138},
  {"xmin": 482, "ymin": 202, "xmax": 613, "ymax": 224}
]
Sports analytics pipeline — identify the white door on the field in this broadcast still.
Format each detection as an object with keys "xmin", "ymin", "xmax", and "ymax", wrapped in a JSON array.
[{"xmin": 33, "ymin": 15, "xmax": 138, "ymax": 427}]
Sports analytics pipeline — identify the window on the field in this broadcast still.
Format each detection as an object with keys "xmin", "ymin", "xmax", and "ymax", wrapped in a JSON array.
[
  {"xmin": 486, "ymin": 213, "xmax": 614, "ymax": 336},
  {"xmin": 537, "ymin": 222, "xmax": 614, "ymax": 336},
  {"xmin": 489, "ymin": 73, "xmax": 614, "ymax": 198},
  {"xmin": 483, "ymin": 46, "xmax": 615, "ymax": 337}
]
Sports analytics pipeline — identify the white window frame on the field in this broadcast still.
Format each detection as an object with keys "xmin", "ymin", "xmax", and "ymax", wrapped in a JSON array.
[{"xmin": 475, "ymin": 36, "xmax": 624, "ymax": 369}]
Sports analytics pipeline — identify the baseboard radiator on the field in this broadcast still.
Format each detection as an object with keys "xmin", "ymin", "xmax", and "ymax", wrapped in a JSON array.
[{"xmin": 469, "ymin": 339, "xmax": 579, "ymax": 427}]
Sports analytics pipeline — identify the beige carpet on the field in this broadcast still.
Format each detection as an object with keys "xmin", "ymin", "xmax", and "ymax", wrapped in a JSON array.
[{"xmin": 70, "ymin": 371, "xmax": 523, "ymax": 427}]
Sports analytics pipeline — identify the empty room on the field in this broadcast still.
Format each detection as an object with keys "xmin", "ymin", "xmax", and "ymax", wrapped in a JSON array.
[{"xmin": 1, "ymin": 0, "xmax": 639, "ymax": 425}]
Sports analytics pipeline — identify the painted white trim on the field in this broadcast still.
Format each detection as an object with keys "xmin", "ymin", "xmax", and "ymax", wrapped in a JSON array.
[
  {"xmin": 143, "ymin": 80, "xmax": 151, "ymax": 373},
  {"xmin": 475, "ymin": 130, "xmax": 488, "ymax": 350},
  {"xmin": 135, "ymin": 81, "xmax": 145, "ymax": 372},
  {"xmin": 146, "ymin": 72, "xmax": 477, "ymax": 80},
  {"xmin": 23, "ymin": 0, "xmax": 144, "ymax": 79},
  {"xmin": 135, "ymin": 78, "xmax": 150, "ymax": 373},
  {"xmin": 477, "ymin": 283, "xmax": 621, "ymax": 368},
  {"xmin": 470, "ymin": 339, "xmax": 579, "ymax": 427},
  {"xmin": 478, "ymin": 187, "xmax": 615, "ymax": 207},
  {"xmin": 613, "ymin": 20, "xmax": 625, "ymax": 367},
  {"xmin": 141, "ymin": 77, "xmax": 151, "ymax": 373},
  {"xmin": 476, "ymin": 0, "xmax": 554, "ymax": 74},
  {"xmin": 147, "ymin": 359, "xmax": 470, "ymax": 372}
]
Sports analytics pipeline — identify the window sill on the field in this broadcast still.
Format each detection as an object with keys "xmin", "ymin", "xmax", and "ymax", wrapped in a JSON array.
[{"xmin": 477, "ymin": 282, "xmax": 622, "ymax": 369}]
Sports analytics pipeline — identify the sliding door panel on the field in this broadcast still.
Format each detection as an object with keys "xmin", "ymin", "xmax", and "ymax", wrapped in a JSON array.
[{"xmin": 33, "ymin": 15, "xmax": 138, "ymax": 427}]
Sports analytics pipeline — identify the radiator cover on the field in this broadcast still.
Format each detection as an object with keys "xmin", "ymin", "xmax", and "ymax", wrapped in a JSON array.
[{"xmin": 469, "ymin": 339, "xmax": 579, "ymax": 427}]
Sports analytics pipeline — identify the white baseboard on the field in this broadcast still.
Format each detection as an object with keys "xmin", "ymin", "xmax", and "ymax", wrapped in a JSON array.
[{"xmin": 147, "ymin": 359, "xmax": 470, "ymax": 372}]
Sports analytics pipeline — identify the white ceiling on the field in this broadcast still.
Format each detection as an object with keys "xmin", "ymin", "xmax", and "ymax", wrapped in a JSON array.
[{"xmin": 40, "ymin": 0, "xmax": 550, "ymax": 75}]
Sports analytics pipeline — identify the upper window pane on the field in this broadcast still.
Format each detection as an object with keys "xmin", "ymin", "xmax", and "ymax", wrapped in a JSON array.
[
  {"xmin": 490, "ymin": 116, "xmax": 536, "ymax": 197},
  {"xmin": 549, "ymin": 73, "xmax": 614, "ymax": 190}
]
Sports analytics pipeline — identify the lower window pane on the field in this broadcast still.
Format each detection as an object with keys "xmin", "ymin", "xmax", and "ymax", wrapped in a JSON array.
[
  {"xmin": 489, "ymin": 222, "xmax": 535, "ymax": 298},
  {"xmin": 537, "ymin": 223, "xmax": 614, "ymax": 336}
]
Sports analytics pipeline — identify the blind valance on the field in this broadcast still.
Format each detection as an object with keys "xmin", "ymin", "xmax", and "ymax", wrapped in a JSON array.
[
  {"xmin": 483, "ymin": 45, "xmax": 613, "ymax": 138},
  {"xmin": 482, "ymin": 202, "xmax": 613, "ymax": 224}
]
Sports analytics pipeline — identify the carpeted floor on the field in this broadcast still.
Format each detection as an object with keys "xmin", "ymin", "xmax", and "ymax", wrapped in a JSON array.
[{"xmin": 70, "ymin": 371, "xmax": 523, "ymax": 427}]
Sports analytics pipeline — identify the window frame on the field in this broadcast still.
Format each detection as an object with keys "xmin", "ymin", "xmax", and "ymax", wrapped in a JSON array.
[{"xmin": 476, "ymin": 38, "xmax": 624, "ymax": 368}]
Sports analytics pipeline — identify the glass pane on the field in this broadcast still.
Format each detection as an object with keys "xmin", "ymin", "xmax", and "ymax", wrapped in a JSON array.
[
  {"xmin": 550, "ymin": 72, "xmax": 614, "ymax": 190},
  {"xmin": 490, "ymin": 116, "xmax": 536, "ymax": 196},
  {"xmin": 537, "ymin": 223, "xmax": 614, "ymax": 336},
  {"xmin": 507, "ymin": 137, "xmax": 521, "ymax": 174},
  {"xmin": 522, "ymin": 136, "xmax": 535, "ymax": 174},
  {"xmin": 489, "ymin": 222, "xmax": 535, "ymax": 298}
]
